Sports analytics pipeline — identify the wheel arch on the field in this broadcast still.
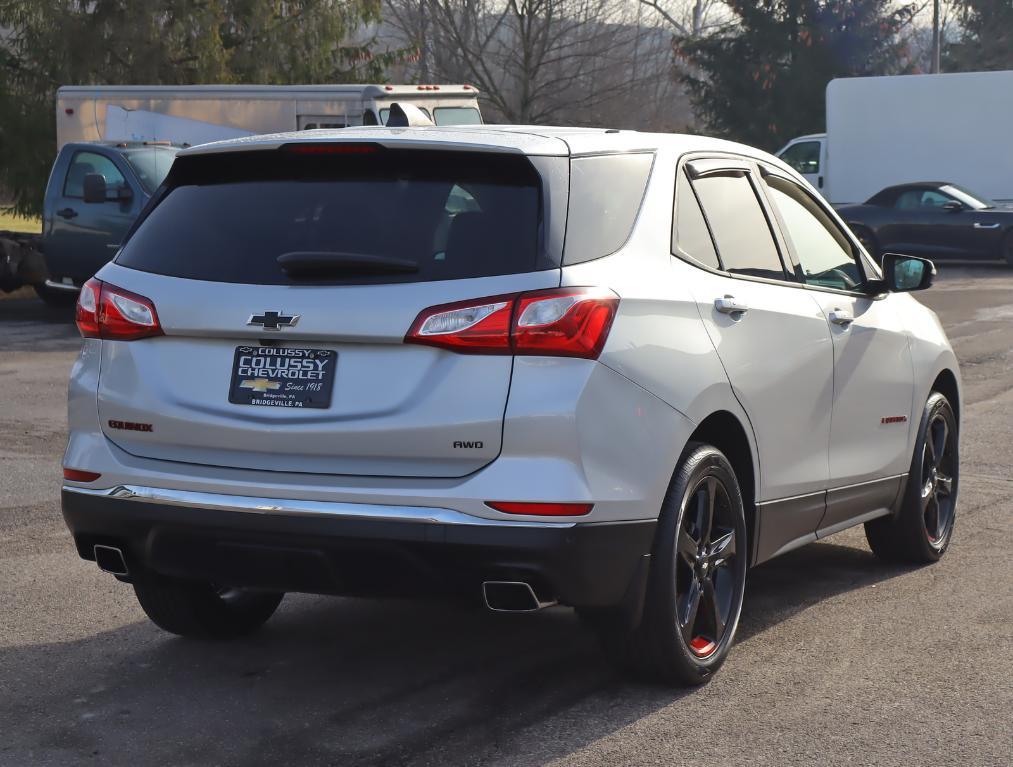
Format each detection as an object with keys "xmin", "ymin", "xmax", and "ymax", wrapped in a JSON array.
[
  {"xmin": 687, "ymin": 410, "xmax": 758, "ymax": 567},
  {"xmin": 931, "ymin": 367, "xmax": 961, "ymax": 426}
]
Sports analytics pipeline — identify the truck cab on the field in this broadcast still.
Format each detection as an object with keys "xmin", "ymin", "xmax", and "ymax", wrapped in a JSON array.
[
  {"xmin": 41, "ymin": 142, "xmax": 179, "ymax": 298},
  {"xmin": 776, "ymin": 133, "xmax": 827, "ymax": 193}
]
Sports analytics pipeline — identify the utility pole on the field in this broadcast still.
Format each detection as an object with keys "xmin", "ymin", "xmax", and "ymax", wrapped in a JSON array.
[{"xmin": 931, "ymin": 0, "xmax": 942, "ymax": 73}]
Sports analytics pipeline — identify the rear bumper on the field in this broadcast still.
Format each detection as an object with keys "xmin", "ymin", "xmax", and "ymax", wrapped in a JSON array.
[{"xmin": 62, "ymin": 486, "xmax": 656, "ymax": 607}]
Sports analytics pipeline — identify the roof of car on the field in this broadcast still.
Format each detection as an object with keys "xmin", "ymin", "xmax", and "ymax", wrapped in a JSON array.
[{"xmin": 177, "ymin": 125, "xmax": 781, "ymax": 165}]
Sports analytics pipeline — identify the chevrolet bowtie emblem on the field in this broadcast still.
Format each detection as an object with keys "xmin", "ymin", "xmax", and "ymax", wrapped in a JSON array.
[
  {"xmin": 247, "ymin": 311, "xmax": 299, "ymax": 330},
  {"xmin": 240, "ymin": 378, "xmax": 281, "ymax": 393}
]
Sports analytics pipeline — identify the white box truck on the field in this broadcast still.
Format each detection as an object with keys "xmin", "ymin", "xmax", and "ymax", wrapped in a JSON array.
[
  {"xmin": 55, "ymin": 84, "xmax": 483, "ymax": 149},
  {"xmin": 777, "ymin": 71, "xmax": 1013, "ymax": 204}
]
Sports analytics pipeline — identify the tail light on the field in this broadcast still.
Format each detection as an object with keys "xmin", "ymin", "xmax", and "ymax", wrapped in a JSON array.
[
  {"xmin": 405, "ymin": 287, "xmax": 619, "ymax": 359},
  {"xmin": 76, "ymin": 278, "xmax": 162, "ymax": 341}
]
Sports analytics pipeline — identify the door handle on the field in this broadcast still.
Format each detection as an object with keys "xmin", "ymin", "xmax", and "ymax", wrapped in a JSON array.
[
  {"xmin": 829, "ymin": 309, "xmax": 853, "ymax": 326},
  {"xmin": 715, "ymin": 295, "xmax": 748, "ymax": 315},
  {"xmin": 973, "ymin": 222, "xmax": 999, "ymax": 229},
  {"xmin": 57, "ymin": 207, "xmax": 78, "ymax": 219}
]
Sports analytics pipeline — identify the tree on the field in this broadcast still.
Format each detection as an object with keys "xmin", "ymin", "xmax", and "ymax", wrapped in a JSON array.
[
  {"xmin": 0, "ymin": 0, "xmax": 388, "ymax": 216},
  {"xmin": 676, "ymin": 0, "xmax": 917, "ymax": 150},
  {"xmin": 945, "ymin": 0, "xmax": 1013, "ymax": 71},
  {"xmin": 383, "ymin": 0, "xmax": 676, "ymax": 125}
]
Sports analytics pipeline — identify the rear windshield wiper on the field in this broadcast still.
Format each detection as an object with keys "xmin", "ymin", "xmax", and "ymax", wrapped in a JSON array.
[{"xmin": 277, "ymin": 251, "xmax": 419, "ymax": 277}]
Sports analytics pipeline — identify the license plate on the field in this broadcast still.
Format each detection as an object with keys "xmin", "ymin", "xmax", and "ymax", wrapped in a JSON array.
[{"xmin": 228, "ymin": 346, "xmax": 336, "ymax": 409}]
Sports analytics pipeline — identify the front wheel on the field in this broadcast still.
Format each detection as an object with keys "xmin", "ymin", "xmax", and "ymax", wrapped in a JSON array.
[
  {"xmin": 865, "ymin": 392, "xmax": 959, "ymax": 563},
  {"xmin": 595, "ymin": 443, "xmax": 748, "ymax": 685},
  {"xmin": 133, "ymin": 575, "xmax": 283, "ymax": 639}
]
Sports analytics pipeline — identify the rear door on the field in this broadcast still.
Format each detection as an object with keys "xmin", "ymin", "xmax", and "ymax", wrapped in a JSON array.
[
  {"xmin": 679, "ymin": 159, "xmax": 834, "ymax": 523},
  {"xmin": 96, "ymin": 144, "xmax": 563, "ymax": 478}
]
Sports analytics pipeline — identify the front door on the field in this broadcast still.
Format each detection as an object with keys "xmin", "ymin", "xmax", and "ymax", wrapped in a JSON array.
[
  {"xmin": 760, "ymin": 171, "xmax": 915, "ymax": 533},
  {"xmin": 46, "ymin": 149, "xmax": 139, "ymax": 283}
]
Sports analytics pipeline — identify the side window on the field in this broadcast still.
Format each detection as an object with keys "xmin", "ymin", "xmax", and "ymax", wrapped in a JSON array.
[
  {"xmin": 563, "ymin": 153, "xmax": 654, "ymax": 265},
  {"xmin": 764, "ymin": 176, "xmax": 863, "ymax": 291},
  {"xmin": 64, "ymin": 151, "xmax": 127, "ymax": 199},
  {"xmin": 778, "ymin": 141, "xmax": 821, "ymax": 175},
  {"xmin": 672, "ymin": 168, "xmax": 719, "ymax": 269},
  {"xmin": 692, "ymin": 173, "xmax": 787, "ymax": 281}
]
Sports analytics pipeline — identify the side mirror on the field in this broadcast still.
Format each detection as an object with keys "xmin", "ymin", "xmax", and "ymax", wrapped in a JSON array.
[
  {"xmin": 942, "ymin": 200, "xmax": 963, "ymax": 212},
  {"xmin": 882, "ymin": 253, "xmax": 935, "ymax": 292},
  {"xmin": 82, "ymin": 173, "xmax": 107, "ymax": 203}
]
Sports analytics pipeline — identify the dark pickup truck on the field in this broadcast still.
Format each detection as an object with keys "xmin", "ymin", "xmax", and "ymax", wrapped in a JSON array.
[{"xmin": 1, "ymin": 141, "xmax": 178, "ymax": 304}]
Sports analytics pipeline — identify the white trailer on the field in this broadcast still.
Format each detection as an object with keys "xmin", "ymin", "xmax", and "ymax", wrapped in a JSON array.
[
  {"xmin": 777, "ymin": 71, "xmax": 1013, "ymax": 204},
  {"xmin": 55, "ymin": 84, "xmax": 483, "ymax": 149}
]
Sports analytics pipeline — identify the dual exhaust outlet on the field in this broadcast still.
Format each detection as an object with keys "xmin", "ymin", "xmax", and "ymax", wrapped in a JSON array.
[{"xmin": 91, "ymin": 547, "xmax": 552, "ymax": 614}]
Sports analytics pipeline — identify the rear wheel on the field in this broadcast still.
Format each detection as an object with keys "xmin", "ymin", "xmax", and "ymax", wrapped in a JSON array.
[
  {"xmin": 865, "ymin": 392, "xmax": 958, "ymax": 563},
  {"xmin": 1002, "ymin": 232, "xmax": 1013, "ymax": 267},
  {"xmin": 133, "ymin": 575, "xmax": 283, "ymax": 639},
  {"xmin": 852, "ymin": 226, "xmax": 879, "ymax": 260},
  {"xmin": 594, "ymin": 443, "xmax": 748, "ymax": 685}
]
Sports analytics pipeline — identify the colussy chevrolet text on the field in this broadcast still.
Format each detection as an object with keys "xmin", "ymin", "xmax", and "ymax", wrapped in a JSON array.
[{"xmin": 62, "ymin": 116, "xmax": 961, "ymax": 685}]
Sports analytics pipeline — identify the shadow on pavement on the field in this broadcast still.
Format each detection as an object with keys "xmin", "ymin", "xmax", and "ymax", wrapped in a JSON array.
[{"xmin": 3, "ymin": 538, "xmax": 916, "ymax": 767}]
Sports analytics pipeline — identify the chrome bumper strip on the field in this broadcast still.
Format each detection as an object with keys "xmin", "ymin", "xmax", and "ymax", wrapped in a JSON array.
[
  {"xmin": 62, "ymin": 484, "xmax": 577, "ymax": 529},
  {"xmin": 43, "ymin": 279, "xmax": 80, "ymax": 292}
]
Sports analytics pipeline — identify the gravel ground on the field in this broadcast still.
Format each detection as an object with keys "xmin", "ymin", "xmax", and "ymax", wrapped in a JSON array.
[{"xmin": 1, "ymin": 266, "xmax": 1011, "ymax": 767}]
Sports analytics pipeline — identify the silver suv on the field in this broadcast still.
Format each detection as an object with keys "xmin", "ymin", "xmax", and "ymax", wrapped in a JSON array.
[{"xmin": 62, "ymin": 123, "xmax": 960, "ymax": 685}]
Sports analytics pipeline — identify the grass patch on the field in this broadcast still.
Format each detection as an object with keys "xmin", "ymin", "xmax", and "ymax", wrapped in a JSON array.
[{"xmin": 0, "ymin": 211, "xmax": 42, "ymax": 234}]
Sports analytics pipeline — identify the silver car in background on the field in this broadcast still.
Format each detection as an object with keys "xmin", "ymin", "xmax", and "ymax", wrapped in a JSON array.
[{"xmin": 62, "ymin": 120, "xmax": 960, "ymax": 685}]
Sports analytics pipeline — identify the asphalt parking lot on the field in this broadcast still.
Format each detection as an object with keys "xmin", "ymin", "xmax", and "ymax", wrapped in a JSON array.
[{"xmin": 2, "ymin": 268, "xmax": 1011, "ymax": 767}]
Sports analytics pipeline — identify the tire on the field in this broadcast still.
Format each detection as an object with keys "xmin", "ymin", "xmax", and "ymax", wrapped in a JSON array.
[
  {"xmin": 1002, "ymin": 232, "xmax": 1013, "ymax": 268},
  {"xmin": 33, "ymin": 283, "xmax": 78, "ymax": 307},
  {"xmin": 594, "ymin": 443, "xmax": 748, "ymax": 685},
  {"xmin": 865, "ymin": 392, "xmax": 959, "ymax": 564},
  {"xmin": 133, "ymin": 575, "xmax": 283, "ymax": 639}
]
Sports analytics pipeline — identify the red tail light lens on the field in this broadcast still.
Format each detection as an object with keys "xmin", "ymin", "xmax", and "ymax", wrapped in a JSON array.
[
  {"xmin": 405, "ymin": 287, "xmax": 619, "ymax": 359},
  {"xmin": 486, "ymin": 501, "xmax": 593, "ymax": 516},
  {"xmin": 76, "ymin": 278, "xmax": 163, "ymax": 341}
]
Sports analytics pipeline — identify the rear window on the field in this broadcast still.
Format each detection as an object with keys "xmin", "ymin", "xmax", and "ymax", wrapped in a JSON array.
[
  {"xmin": 563, "ymin": 153, "xmax": 653, "ymax": 265},
  {"xmin": 116, "ymin": 147, "xmax": 547, "ymax": 285}
]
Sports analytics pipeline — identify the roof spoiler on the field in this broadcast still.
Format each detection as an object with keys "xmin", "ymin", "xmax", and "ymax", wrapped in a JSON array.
[{"xmin": 385, "ymin": 102, "xmax": 435, "ymax": 128}]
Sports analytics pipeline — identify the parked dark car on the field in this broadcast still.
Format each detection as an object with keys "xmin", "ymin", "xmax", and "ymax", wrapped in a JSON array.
[
  {"xmin": 837, "ymin": 182, "xmax": 1013, "ymax": 266},
  {"xmin": 37, "ymin": 141, "xmax": 179, "ymax": 304}
]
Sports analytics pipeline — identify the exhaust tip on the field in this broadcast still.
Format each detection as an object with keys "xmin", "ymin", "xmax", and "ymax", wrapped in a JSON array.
[
  {"xmin": 93, "ymin": 544, "xmax": 129, "ymax": 576},
  {"xmin": 482, "ymin": 581, "xmax": 557, "ymax": 612}
]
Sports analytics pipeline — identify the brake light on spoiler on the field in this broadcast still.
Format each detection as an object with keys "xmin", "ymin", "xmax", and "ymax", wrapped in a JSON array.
[
  {"xmin": 405, "ymin": 287, "xmax": 619, "ymax": 359},
  {"xmin": 76, "ymin": 278, "xmax": 163, "ymax": 341}
]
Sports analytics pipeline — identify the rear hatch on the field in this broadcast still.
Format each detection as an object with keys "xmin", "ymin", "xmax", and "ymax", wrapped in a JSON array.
[{"xmin": 96, "ymin": 143, "xmax": 565, "ymax": 477}]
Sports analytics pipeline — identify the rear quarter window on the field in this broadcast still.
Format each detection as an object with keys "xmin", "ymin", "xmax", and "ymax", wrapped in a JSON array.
[
  {"xmin": 563, "ymin": 153, "xmax": 654, "ymax": 265},
  {"xmin": 116, "ymin": 148, "xmax": 552, "ymax": 286}
]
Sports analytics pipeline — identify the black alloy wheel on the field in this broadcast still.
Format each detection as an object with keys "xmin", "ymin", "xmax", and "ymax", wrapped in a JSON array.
[
  {"xmin": 676, "ymin": 475, "xmax": 738, "ymax": 658},
  {"xmin": 920, "ymin": 408, "xmax": 957, "ymax": 550}
]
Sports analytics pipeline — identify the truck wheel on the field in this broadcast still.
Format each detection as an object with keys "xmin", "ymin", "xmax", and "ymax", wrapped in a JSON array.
[
  {"xmin": 33, "ymin": 283, "xmax": 78, "ymax": 307},
  {"xmin": 133, "ymin": 574, "xmax": 283, "ymax": 639},
  {"xmin": 865, "ymin": 392, "xmax": 958, "ymax": 563},
  {"xmin": 593, "ymin": 443, "xmax": 748, "ymax": 685}
]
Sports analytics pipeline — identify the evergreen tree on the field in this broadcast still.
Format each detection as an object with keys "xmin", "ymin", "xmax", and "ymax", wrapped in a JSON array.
[
  {"xmin": 0, "ymin": 0, "xmax": 389, "ymax": 216},
  {"xmin": 676, "ymin": 0, "xmax": 916, "ymax": 150},
  {"xmin": 946, "ymin": 0, "xmax": 1013, "ymax": 71}
]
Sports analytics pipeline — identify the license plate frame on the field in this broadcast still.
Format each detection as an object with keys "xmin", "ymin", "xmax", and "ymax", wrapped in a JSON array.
[{"xmin": 228, "ymin": 346, "xmax": 336, "ymax": 409}]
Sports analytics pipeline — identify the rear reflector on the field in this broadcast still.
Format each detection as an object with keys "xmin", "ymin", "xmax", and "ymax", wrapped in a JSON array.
[
  {"xmin": 486, "ymin": 501, "xmax": 593, "ymax": 517},
  {"xmin": 63, "ymin": 468, "xmax": 102, "ymax": 482},
  {"xmin": 406, "ymin": 287, "xmax": 619, "ymax": 359},
  {"xmin": 76, "ymin": 278, "xmax": 162, "ymax": 341}
]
